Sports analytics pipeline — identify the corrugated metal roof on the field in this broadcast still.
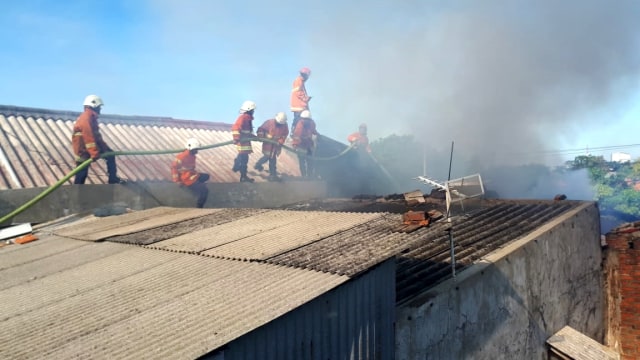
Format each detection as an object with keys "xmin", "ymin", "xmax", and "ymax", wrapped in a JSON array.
[
  {"xmin": 0, "ymin": 234, "xmax": 349, "ymax": 360},
  {"xmin": 0, "ymin": 105, "xmax": 303, "ymax": 189}
]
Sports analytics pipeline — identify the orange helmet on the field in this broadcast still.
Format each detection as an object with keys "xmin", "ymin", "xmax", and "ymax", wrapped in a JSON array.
[{"xmin": 300, "ymin": 67, "xmax": 311, "ymax": 76}]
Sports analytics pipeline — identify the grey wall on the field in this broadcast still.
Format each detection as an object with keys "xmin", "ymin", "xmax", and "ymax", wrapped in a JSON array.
[
  {"xmin": 396, "ymin": 202, "xmax": 603, "ymax": 360},
  {"xmin": 0, "ymin": 180, "xmax": 327, "ymax": 224},
  {"xmin": 205, "ymin": 258, "xmax": 396, "ymax": 360}
]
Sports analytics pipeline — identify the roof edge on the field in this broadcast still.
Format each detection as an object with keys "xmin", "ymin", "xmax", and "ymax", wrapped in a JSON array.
[{"xmin": 0, "ymin": 105, "xmax": 231, "ymax": 130}]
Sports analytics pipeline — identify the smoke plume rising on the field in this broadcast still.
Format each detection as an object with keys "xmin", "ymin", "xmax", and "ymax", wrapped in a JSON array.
[{"xmin": 306, "ymin": 0, "xmax": 640, "ymax": 171}]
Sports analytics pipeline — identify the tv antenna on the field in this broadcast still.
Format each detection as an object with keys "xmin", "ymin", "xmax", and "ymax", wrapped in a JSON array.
[{"xmin": 413, "ymin": 142, "xmax": 485, "ymax": 279}]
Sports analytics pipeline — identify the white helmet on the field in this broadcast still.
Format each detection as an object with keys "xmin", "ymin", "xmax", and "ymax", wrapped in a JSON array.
[
  {"xmin": 275, "ymin": 112, "xmax": 287, "ymax": 124},
  {"xmin": 83, "ymin": 95, "xmax": 104, "ymax": 109},
  {"xmin": 185, "ymin": 138, "xmax": 201, "ymax": 150},
  {"xmin": 240, "ymin": 100, "xmax": 256, "ymax": 113},
  {"xmin": 300, "ymin": 110, "xmax": 311, "ymax": 119}
]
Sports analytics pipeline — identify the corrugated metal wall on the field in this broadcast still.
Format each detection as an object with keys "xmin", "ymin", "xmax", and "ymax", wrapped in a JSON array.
[{"xmin": 203, "ymin": 258, "xmax": 396, "ymax": 360}]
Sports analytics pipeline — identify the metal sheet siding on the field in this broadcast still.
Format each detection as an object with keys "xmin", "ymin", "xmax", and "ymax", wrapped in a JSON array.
[
  {"xmin": 0, "ymin": 106, "xmax": 303, "ymax": 189},
  {"xmin": 206, "ymin": 258, "xmax": 396, "ymax": 360}
]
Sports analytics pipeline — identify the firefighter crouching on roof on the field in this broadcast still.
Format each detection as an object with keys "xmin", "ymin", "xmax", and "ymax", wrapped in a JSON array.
[
  {"xmin": 290, "ymin": 67, "xmax": 311, "ymax": 134},
  {"xmin": 171, "ymin": 138, "xmax": 210, "ymax": 208},
  {"xmin": 254, "ymin": 112, "xmax": 289, "ymax": 182},
  {"xmin": 231, "ymin": 100, "xmax": 257, "ymax": 183},
  {"xmin": 72, "ymin": 94, "xmax": 125, "ymax": 185},
  {"xmin": 291, "ymin": 110, "xmax": 319, "ymax": 178},
  {"xmin": 347, "ymin": 123, "xmax": 371, "ymax": 154}
]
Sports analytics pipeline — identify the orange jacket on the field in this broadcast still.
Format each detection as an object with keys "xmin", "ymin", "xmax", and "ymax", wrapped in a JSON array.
[
  {"xmin": 347, "ymin": 132, "xmax": 371, "ymax": 153},
  {"xmin": 72, "ymin": 108, "xmax": 111, "ymax": 161},
  {"xmin": 292, "ymin": 118, "xmax": 318, "ymax": 151},
  {"xmin": 290, "ymin": 75, "xmax": 310, "ymax": 112},
  {"xmin": 231, "ymin": 113, "xmax": 254, "ymax": 154},
  {"xmin": 257, "ymin": 119, "xmax": 289, "ymax": 157},
  {"xmin": 171, "ymin": 150, "xmax": 201, "ymax": 186}
]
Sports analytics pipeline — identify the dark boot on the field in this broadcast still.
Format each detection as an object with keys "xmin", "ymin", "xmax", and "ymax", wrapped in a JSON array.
[
  {"xmin": 240, "ymin": 170, "xmax": 254, "ymax": 183},
  {"xmin": 240, "ymin": 175, "xmax": 255, "ymax": 183},
  {"xmin": 267, "ymin": 174, "xmax": 282, "ymax": 182},
  {"xmin": 108, "ymin": 177, "xmax": 127, "ymax": 184}
]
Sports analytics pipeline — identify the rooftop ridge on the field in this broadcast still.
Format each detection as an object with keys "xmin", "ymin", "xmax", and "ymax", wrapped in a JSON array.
[{"xmin": 0, "ymin": 104, "xmax": 230, "ymax": 130}]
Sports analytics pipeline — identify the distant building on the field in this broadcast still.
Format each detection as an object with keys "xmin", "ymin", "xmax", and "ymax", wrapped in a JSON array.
[{"xmin": 611, "ymin": 152, "xmax": 631, "ymax": 163}]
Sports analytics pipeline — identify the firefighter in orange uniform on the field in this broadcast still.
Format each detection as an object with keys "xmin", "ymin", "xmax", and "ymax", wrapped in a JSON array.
[
  {"xmin": 171, "ymin": 138, "xmax": 210, "ymax": 208},
  {"xmin": 347, "ymin": 123, "xmax": 374, "ymax": 193},
  {"xmin": 347, "ymin": 123, "xmax": 371, "ymax": 154},
  {"xmin": 231, "ymin": 100, "xmax": 257, "ymax": 182},
  {"xmin": 72, "ymin": 95, "xmax": 125, "ymax": 185},
  {"xmin": 290, "ymin": 67, "xmax": 311, "ymax": 133},
  {"xmin": 291, "ymin": 110, "xmax": 319, "ymax": 178},
  {"xmin": 254, "ymin": 112, "xmax": 289, "ymax": 182}
]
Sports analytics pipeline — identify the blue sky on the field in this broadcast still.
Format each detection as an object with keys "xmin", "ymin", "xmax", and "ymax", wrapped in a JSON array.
[{"xmin": 1, "ymin": 0, "xmax": 640, "ymax": 169}]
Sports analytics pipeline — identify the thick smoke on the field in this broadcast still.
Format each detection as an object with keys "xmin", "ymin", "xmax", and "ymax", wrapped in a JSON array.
[
  {"xmin": 306, "ymin": 0, "xmax": 640, "ymax": 171},
  {"xmin": 150, "ymin": 1, "xmax": 640, "ymax": 198}
]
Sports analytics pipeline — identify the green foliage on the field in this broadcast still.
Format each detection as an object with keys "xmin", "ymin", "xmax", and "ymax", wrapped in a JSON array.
[{"xmin": 576, "ymin": 155, "xmax": 640, "ymax": 218}]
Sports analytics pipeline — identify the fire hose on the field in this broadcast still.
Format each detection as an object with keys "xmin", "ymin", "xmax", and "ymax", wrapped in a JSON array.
[{"xmin": 0, "ymin": 138, "xmax": 356, "ymax": 224}]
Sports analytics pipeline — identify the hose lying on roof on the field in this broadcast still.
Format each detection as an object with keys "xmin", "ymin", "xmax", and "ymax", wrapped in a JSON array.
[{"xmin": 0, "ymin": 138, "xmax": 356, "ymax": 224}]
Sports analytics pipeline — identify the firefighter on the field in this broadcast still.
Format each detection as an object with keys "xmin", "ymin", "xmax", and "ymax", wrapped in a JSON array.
[
  {"xmin": 231, "ymin": 100, "xmax": 257, "ymax": 183},
  {"xmin": 290, "ymin": 67, "xmax": 312, "ymax": 133},
  {"xmin": 254, "ymin": 112, "xmax": 289, "ymax": 182},
  {"xmin": 347, "ymin": 123, "xmax": 371, "ymax": 154},
  {"xmin": 291, "ymin": 110, "xmax": 319, "ymax": 178},
  {"xmin": 72, "ymin": 95, "xmax": 125, "ymax": 185},
  {"xmin": 347, "ymin": 123, "xmax": 374, "ymax": 194},
  {"xmin": 171, "ymin": 138, "xmax": 210, "ymax": 208}
]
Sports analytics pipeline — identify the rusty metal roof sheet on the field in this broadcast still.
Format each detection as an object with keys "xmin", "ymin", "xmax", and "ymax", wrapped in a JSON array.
[
  {"xmin": 0, "ymin": 233, "xmax": 348, "ymax": 360},
  {"xmin": 0, "ymin": 105, "xmax": 302, "ymax": 189}
]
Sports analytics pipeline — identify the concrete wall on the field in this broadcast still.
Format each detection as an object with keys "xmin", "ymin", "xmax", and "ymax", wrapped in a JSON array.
[
  {"xmin": 0, "ymin": 180, "xmax": 327, "ymax": 224},
  {"xmin": 396, "ymin": 202, "xmax": 603, "ymax": 360}
]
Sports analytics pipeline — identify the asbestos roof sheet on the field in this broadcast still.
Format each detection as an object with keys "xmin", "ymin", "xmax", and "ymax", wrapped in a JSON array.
[
  {"xmin": 0, "ymin": 105, "xmax": 303, "ymax": 189},
  {"xmin": 0, "ymin": 232, "xmax": 348, "ymax": 360},
  {"xmin": 54, "ymin": 207, "xmax": 221, "ymax": 241},
  {"xmin": 265, "ymin": 200, "xmax": 586, "ymax": 302},
  {"xmin": 0, "ymin": 199, "xmax": 590, "ymax": 359},
  {"xmin": 547, "ymin": 326, "xmax": 618, "ymax": 360}
]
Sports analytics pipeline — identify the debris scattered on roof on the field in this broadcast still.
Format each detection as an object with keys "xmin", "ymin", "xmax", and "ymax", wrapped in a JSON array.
[
  {"xmin": 14, "ymin": 233, "xmax": 38, "ymax": 244},
  {"xmin": 0, "ymin": 222, "xmax": 32, "ymax": 241},
  {"xmin": 404, "ymin": 189, "xmax": 426, "ymax": 205},
  {"xmin": 93, "ymin": 203, "xmax": 131, "ymax": 217}
]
